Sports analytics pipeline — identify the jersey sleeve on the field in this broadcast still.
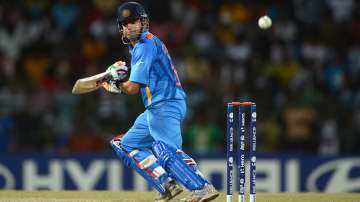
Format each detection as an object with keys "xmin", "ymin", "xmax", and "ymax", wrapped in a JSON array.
[{"xmin": 129, "ymin": 41, "xmax": 156, "ymax": 85}]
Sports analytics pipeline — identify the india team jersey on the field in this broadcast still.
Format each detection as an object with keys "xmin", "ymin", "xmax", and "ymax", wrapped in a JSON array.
[{"xmin": 129, "ymin": 32, "xmax": 186, "ymax": 108}]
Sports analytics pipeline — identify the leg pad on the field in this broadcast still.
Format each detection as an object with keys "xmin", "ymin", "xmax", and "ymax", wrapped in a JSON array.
[
  {"xmin": 152, "ymin": 141, "xmax": 206, "ymax": 190},
  {"xmin": 110, "ymin": 139, "xmax": 168, "ymax": 194}
]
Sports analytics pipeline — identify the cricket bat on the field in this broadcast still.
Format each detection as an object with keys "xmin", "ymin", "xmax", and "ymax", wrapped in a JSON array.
[{"xmin": 72, "ymin": 71, "xmax": 111, "ymax": 94}]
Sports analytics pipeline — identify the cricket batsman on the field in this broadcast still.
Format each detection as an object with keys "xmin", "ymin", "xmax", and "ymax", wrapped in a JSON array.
[{"xmin": 102, "ymin": 2, "xmax": 219, "ymax": 202}]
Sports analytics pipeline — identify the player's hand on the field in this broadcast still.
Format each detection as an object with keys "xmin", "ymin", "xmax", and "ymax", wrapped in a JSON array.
[
  {"xmin": 101, "ymin": 79, "xmax": 122, "ymax": 94},
  {"xmin": 107, "ymin": 61, "xmax": 129, "ymax": 82}
]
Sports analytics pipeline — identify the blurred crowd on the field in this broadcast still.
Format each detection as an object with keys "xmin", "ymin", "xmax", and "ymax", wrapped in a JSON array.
[{"xmin": 1, "ymin": 0, "xmax": 360, "ymax": 155}]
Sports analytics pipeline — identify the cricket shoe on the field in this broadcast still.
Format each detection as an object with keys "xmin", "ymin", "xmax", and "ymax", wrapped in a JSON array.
[
  {"xmin": 179, "ymin": 184, "xmax": 219, "ymax": 202},
  {"xmin": 155, "ymin": 180, "xmax": 183, "ymax": 202}
]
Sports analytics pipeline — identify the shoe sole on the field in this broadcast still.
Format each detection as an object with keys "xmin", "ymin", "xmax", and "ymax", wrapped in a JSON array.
[{"xmin": 199, "ymin": 192, "xmax": 219, "ymax": 202}]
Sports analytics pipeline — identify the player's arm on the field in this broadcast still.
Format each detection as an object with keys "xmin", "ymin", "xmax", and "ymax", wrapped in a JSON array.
[
  {"xmin": 118, "ymin": 80, "xmax": 140, "ymax": 95},
  {"xmin": 127, "ymin": 41, "xmax": 154, "ymax": 91}
]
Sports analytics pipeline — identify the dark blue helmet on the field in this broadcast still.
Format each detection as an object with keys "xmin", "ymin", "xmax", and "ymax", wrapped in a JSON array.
[
  {"xmin": 116, "ymin": 2, "xmax": 149, "ymax": 44},
  {"xmin": 116, "ymin": 2, "xmax": 148, "ymax": 25}
]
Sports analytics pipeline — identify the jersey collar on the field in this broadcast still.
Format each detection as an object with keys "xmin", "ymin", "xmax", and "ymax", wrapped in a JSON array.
[{"xmin": 128, "ymin": 31, "xmax": 149, "ymax": 53}]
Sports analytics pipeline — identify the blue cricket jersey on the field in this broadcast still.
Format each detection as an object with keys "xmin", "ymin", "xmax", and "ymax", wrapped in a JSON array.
[{"xmin": 129, "ymin": 32, "xmax": 186, "ymax": 108}]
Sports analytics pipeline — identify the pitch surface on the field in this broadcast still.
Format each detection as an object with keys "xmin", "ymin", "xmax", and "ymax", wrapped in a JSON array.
[{"xmin": 0, "ymin": 191, "xmax": 360, "ymax": 202}]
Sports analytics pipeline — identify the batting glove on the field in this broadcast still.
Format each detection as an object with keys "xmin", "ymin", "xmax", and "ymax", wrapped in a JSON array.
[
  {"xmin": 107, "ymin": 61, "xmax": 129, "ymax": 82},
  {"xmin": 102, "ymin": 79, "xmax": 122, "ymax": 94}
]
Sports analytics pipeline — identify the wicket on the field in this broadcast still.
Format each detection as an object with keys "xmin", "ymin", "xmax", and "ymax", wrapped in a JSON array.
[{"xmin": 226, "ymin": 101, "xmax": 256, "ymax": 202}]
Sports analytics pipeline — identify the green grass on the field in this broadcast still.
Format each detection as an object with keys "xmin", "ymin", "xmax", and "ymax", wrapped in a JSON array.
[{"xmin": 0, "ymin": 191, "xmax": 360, "ymax": 202}]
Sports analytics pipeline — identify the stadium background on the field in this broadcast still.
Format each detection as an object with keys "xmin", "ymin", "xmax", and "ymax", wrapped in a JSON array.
[{"xmin": 0, "ymin": 0, "xmax": 360, "ymax": 193}]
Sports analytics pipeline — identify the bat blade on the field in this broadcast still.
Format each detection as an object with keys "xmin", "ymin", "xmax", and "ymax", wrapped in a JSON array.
[{"xmin": 72, "ymin": 71, "xmax": 110, "ymax": 94}]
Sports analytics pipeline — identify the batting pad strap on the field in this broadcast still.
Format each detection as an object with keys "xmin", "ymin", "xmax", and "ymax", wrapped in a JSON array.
[
  {"xmin": 176, "ymin": 150, "xmax": 196, "ymax": 165},
  {"xmin": 138, "ymin": 155, "xmax": 157, "ymax": 169},
  {"xmin": 183, "ymin": 158, "xmax": 196, "ymax": 165},
  {"xmin": 110, "ymin": 140, "xmax": 167, "ymax": 194},
  {"xmin": 176, "ymin": 150, "xmax": 208, "ymax": 181},
  {"xmin": 128, "ymin": 149, "xmax": 139, "ymax": 157},
  {"xmin": 152, "ymin": 141, "xmax": 206, "ymax": 190},
  {"xmin": 153, "ymin": 166, "xmax": 167, "ymax": 177}
]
